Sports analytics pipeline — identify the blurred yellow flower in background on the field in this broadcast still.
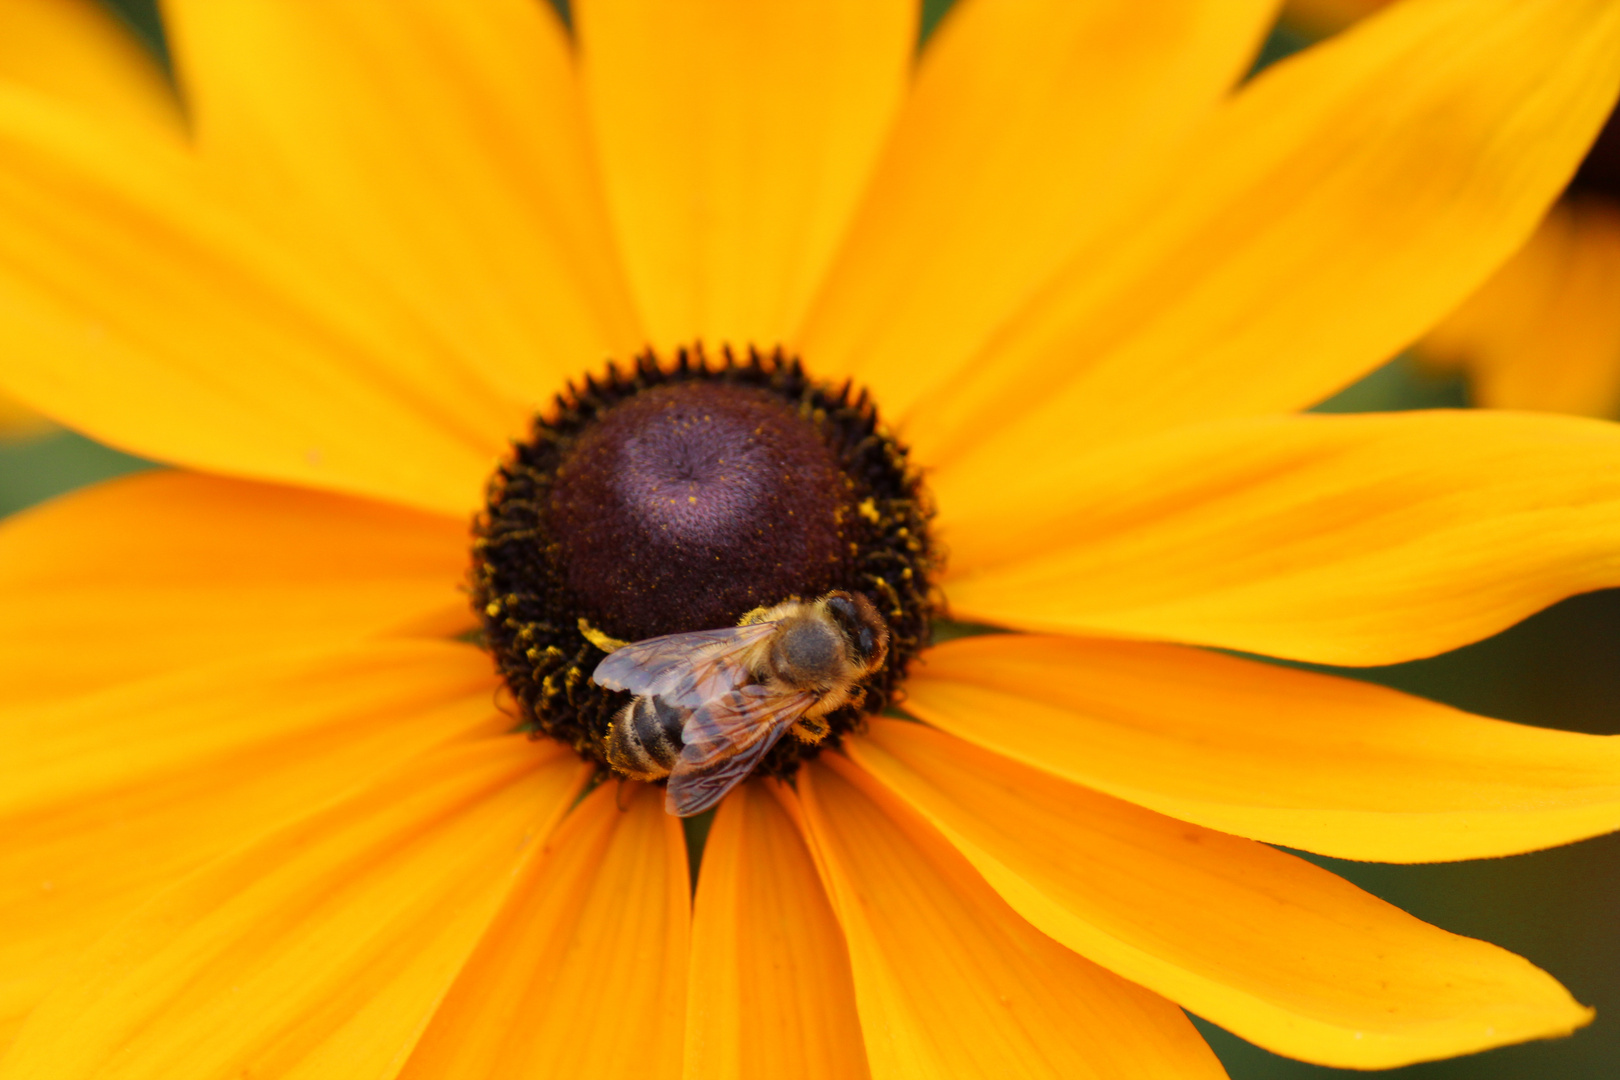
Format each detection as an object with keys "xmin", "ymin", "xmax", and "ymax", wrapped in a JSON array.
[
  {"xmin": 1288, "ymin": 0, "xmax": 1620, "ymax": 417},
  {"xmin": 0, "ymin": 2, "xmax": 1619, "ymax": 1079},
  {"xmin": 1422, "ymin": 124, "xmax": 1620, "ymax": 416}
]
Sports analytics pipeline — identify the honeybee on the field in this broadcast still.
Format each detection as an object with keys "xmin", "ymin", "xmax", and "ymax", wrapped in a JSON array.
[{"xmin": 592, "ymin": 591, "xmax": 890, "ymax": 817}]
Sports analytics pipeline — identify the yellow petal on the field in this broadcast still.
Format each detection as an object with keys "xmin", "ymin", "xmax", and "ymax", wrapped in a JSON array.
[
  {"xmin": 163, "ymin": 0, "xmax": 641, "ymax": 400},
  {"xmin": 907, "ymin": 634, "xmax": 1620, "ymax": 863},
  {"xmin": 939, "ymin": 410, "xmax": 1620, "ymax": 666},
  {"xmin": 399, "ymin": 782, "xmax": 688, "ymax": 1080},
  {"xmin": 1423, "ymin": 195, "xmax": 1620, "ymax": 417},
  {"xmin": 0, "ymin": 736, "xmax": 585, "ymax": 1080},
  {"xmin": 0, "ymin": 0, "xmax": 179, "ymax": 133},
  {"xmin": 575, "ymin": 0, "xmax": 915, "ymax": 350},
  {"xmin": 793, "ymin": 756, "xmax": 1227, "ymax": 1080},
  {"xmin": 912, "ymin": 0, "xmax": 1620, "ymax": 469},
  {"xmin": 798, "ymin": 0, "xmax": 1278, "ymax": 413},
  {"xmin": 850, "ymin": 721, "xmax": 1592, "ymax": 1069},
  {"xmin": 684, "ymin": 781, "xmax": 867, "ymax": 1080},
  {"xmin": 0, "ymin": 84, "xmax": 506, "ymax": 515},
  {"xmin": 0, "ymin": 471, "xmax": 471, "ymax": 707},
  {"xmin": 0, "ymin": 640, "xmax": 508, "ymax": 1050}
]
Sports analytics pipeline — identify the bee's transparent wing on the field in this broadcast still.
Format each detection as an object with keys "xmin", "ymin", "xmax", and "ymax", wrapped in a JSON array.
[
  {"xmin": 665, "ymin": 685, "xmax": 817, "ymax": 817},
  {"xmin": 591, "ymin": 621, "xmax": 778, "ymax": 705}
]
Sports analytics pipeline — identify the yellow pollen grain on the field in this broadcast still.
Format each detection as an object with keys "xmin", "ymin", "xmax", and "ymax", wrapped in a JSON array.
[{"xmin": 857, "ymin": 497, "xmax": 881, "ymax": 524}]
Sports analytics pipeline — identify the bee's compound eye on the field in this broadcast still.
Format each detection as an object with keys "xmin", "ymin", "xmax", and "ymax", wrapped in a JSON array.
[
  {"xmin": 856, "ymin": 626, "xmax": 877, "ymax": 659},
  {"xmin": 824, "ymin": 594, "xmax": 857, "ymax": 622},
  {"xmin": 824, "ymin": 593, "xmax": 878, "ymax": 663}
]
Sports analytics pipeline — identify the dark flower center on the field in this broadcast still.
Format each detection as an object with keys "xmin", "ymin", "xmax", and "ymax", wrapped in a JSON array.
[
  {"xmin": 548, "ymin": 380, "xmax": 850, "ymax": 640},
  {"xmin": 471, "ymin": 346, "xmax": 936, "ymax": 779}
]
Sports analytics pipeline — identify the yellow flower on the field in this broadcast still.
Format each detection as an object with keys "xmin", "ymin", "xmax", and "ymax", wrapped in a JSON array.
[
  {"xmin": 1288, "ymin": 0, "xmax": 1620, "ymax": 417},
  {"xmin": 2, "ymin": 1, "xmax": 1620, "ymax": 1078},
  {"xmin": 1422, "ymin": 123, "xmax": 1620, "ymax": 416}
]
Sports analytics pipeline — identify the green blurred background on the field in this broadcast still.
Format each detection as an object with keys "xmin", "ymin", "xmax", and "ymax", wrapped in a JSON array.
[{"xmin": 5, "ymin": 2, "xmax": 1616, "ymax": 1077}]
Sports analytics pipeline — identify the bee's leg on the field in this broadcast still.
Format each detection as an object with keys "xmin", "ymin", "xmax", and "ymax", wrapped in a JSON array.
[{"xmin": 790, "ymin": 715, "xmax": 830, "ymax": 744}]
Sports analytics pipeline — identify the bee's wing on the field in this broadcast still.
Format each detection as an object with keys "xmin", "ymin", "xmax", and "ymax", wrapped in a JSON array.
[
  {"xmin": 591, "ymin": 621, "xmax": 778, "ymax": 705},
  {"xmin": 664, "ymin": 685, "xmax": 817, "ymax": 817}
]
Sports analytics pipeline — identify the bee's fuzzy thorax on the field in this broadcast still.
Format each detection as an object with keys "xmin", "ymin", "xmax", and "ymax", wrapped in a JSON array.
[{"xmin": 471, "ymin": 346, "xmax": 937, "ymax": 780}]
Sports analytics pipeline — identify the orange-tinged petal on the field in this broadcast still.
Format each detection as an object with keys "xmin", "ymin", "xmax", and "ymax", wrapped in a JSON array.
[
  {"xmin": 0, "ymin": 0, "xmax": 179, "ymax": 133},
  {"xmin": 575, "ymin": 0, "xmax": 915, "ymax": 350},
  {"xmin": 0, "ymin": 736, "xmax": 585, "ymax": 1080},
  {"xmin": 793, "ymin": 756, "xmax": 1227, "ymax": 1080},
  {"xmin": 1423, "ymin": 195, "xmax": 1620, "ymax": 417},
  {"xmin": 399, "ymin": 782, "xmax": 688, "ymax": 1080},
  {"xmin": 0, "ymin": 86, "xmax": 505, "ymax": 515},
  {"xmin": 0, "ymin": 640, "xmax": 508, "ymax": 1048},
  {"xmin": 0, "ymin": 471, "xmax": 471, "ymax": 707},
  {"xmin": 908, "ymin": 635, "xmax": 1620, "ymax": 863},
  {"xmin": 798, "ymin": 0, "xmax": 1278, "ymax": 413},
  {"xmin": 684, "ymin": 781, "xmax": 867, "ymax": 1080},
  {"xmin": 939, "ymin": 410, "xmax": 1620, "ymax": 666},
  {"xmin": 851, "ymin": 721, "xmax": 1592, "ymax": 1069},
  {"xmin": 912, "ymin": 0, "xmax": 1620, "ymax": 469},
  {"xmin": 162, "ymin": 0, "xmax": 642, "ymax": 401}
]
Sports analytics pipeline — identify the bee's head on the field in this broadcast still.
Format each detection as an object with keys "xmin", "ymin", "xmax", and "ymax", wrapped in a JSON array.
[{"xmin": 822, "ymin": 591, "xmax": 889, "ymax": 673}]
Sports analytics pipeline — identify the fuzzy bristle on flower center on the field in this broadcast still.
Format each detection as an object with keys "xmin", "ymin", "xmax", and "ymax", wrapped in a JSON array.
[{"xmin": 472, "ymin": 346, "xmax": 936, "ymax": 782}]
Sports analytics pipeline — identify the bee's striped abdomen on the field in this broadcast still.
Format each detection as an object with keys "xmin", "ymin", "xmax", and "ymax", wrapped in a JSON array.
[{"xmin": 604, "ymin": 695, "xmax": 684, "ymax": 780}]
